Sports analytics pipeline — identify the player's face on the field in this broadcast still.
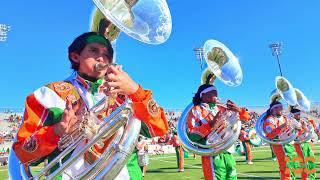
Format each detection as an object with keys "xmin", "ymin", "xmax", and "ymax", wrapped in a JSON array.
[
  {"xmin": 294, "ymin": 113, "xmax": 301, "ymax": 120},
  {"xmin": 202, "ymin": 90, "xmax": 218, "ymax": 103},
  {"xmin": 71, "ymin": 43, "xmax": 112, "ymax": 78},
  {"xmin": 272, "ymin": 105, "xmax": 283, "ymax": 117}
]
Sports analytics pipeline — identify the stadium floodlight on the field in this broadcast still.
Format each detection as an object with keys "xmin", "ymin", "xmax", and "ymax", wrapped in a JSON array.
[
  {"xmin": 194, "ymin": 47, "xmax": 205, "ymax": 69},
  {"xmin": 0, "ymin": 24, "xmax": 11, "ymax": 42},
  {"xmin": 269, "ymin": 42, "xmax": 283, "ymax": 76}
]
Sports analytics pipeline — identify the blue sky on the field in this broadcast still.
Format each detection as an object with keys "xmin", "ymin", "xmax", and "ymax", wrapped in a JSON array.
[{"xmin": 0, "ymin": 0, "xmax": 319, "ymax": 109}]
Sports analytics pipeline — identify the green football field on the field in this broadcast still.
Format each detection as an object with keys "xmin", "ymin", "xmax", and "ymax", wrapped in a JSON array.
[
  {"xmin": 144, "ymin": 144, "xmax": 320, "ymax": 180},
  {"xmin": 1, "ymin": 144, "xmax": 320, "ymax": 179}
]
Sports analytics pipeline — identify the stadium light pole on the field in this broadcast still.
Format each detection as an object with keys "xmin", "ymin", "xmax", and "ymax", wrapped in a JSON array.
[
  {"xmin": 0, "ymin": 24, "xmax": 11, "ymax": 42},
  {"xmin": 194, "ymin": 47, "xmax": 204, "ymax": 70},
  {"xmin": 269, "ymin": 42, "xmax": 283, "ymax": 76}
]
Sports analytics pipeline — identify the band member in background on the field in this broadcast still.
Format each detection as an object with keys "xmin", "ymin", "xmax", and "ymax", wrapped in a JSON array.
[
  {"xmin": 137, "ymin": 136, "xmax": 149, "ymax": 177},
  {"xmin": 12, "ymin": 32, "xmax": 168, "ymax": 179},
  {"xmin": 169, "ymin": 130, "xmax": 184, "ymax": 172},
  {"xmin": 238, "ymin": 125, "xmax": 253, "ymax": 165},
  {"xmin": 187, "ymin": 84, "xmax": 250, "ymax": 180},
  {"xmin": 269, "ymin": 145, "xmax": 277, "ymax": 161},
  {"xmin": 291, "ymin": 108, "xmax": 316, "ymax": 180},
  {"xmin": 263, "ymin": 101, "xmax": 299, "ymax": 180},
  {"xmin": 308, "ymin": 118, "xmax": 320, "ymax": 142}
]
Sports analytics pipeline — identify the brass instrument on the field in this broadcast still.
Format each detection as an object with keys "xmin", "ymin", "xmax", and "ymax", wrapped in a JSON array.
[
  {"xmin": 177, "ymin": 39, "xmax": 243, "ymax": 155},
  {"xmin": 255, "ymin": 76, "xmax": 298, "ymax": 145}
]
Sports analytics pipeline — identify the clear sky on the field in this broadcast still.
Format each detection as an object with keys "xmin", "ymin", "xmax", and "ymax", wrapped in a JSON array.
[{"xmin": 0, "ymin": 0, "xmax": 319, "ymax": 110}]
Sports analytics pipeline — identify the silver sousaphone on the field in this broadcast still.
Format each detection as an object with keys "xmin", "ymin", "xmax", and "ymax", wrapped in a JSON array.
[
  {"xmin": 91, "ymin": 0, "xmax": 172, "ymax": 44},
  {"xmin": 291, "ymin": 88, "xmax": 314, "ymax": 144},
  {"xmin": 177, "ymin": 39, "xmax": 243, "ymax": 156},
  {"xmin": 9, "ymin": 0, "xmax": 172, "ymax": 179},
  {"xmin": 255, "ymin": 76, "xmax": 299, "ymax": 145}
]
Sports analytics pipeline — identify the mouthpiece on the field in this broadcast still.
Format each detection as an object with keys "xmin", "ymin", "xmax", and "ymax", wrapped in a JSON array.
[{"xmin": 94, "ymin": 63, "xmax": 109, "ymax": 72}]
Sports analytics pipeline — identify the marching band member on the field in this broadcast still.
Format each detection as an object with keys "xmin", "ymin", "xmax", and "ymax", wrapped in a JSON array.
[
  {"xmin": 169, "ymin": 130, "xmax": 185, "ymax": 172},
  {"xmin": 137, "ymin": 136, "xmax": 149, "ymax": 177},
  {"xmin": 263, "ymin": 101, "xmax": 299, "ymax": 180},
  {"xmin": 291, "ymin": 108, "xmax": 316, "ymax": 180},
  {"xmin": 187, "ymin": 84, "xmax": 250, "ymax": 180},
  {"xmin": 12, "ymin": 32, "xmax": 168, "ymax": 179},
  {"xmin": 238, "ymin": 125, "xmax": 253, "ymax": 164},
  {"xmin": 308, "ymin": 118, "xmax": 320, "ymax": 142}
]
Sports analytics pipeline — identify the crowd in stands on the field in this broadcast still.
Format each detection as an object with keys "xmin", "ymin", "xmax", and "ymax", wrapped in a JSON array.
[
  {"xmin": 310, "ymin": 109, "xmax": 320, "ymax": 118},
  {"xmin": 0, "ymin": 111, "xmax": 23, "ymax": 165}
]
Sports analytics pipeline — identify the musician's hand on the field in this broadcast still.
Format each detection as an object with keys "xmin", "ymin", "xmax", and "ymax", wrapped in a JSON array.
[
  {"xmin": 104, "ymin": 65, "xmax": 139, "ymax": 96},
  {"xmin": 208, "ymin": 111, "xmax": 220, "ymax": 127},
  {"xmin": 280, "ymin": 124, "xmax": 291, "ymax": 135},
  {"xmin": 53, "ymin": 99, "xmax": 78, "ymax": 137},
  {"xmin": 213, "ymin": 119, "xmax": 227, "ymax": 134},
  {"xmin": 209, "ymin": 111, "xmax": 227, "ymax": 133},
  {"xmin": 226, "ymin": 100, "xmax": 240, "ymax": 113}
]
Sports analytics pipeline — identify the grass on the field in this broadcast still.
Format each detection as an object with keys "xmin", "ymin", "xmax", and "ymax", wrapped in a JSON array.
[
  {"xmin": 144, "ymin": 144, "xmax": 320, "ymax": 180},
  {"xmin": 3, "ymin": 144, "xmax": 320, "ymax": 179}
]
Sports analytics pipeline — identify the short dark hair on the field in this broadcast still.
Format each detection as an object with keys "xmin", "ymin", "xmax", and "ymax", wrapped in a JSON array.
[
  {"xmin": 290, "ymin": 107, "xmax": 301, "ymax": 114},
  {"xmin": 68, "ymin": 32, "xmax": 114, "ymax": 70}
]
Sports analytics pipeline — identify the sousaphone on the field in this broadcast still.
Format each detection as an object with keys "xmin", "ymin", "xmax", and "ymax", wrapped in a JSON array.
[
  {"xmin": 177, "ymin": 39, "xmax": 243, "ymax": 156},
  {"xmin": 255, "ymin": 76, "xmax": 298, "ymax": 145},
  {"xmin": 290, "ymin": 88, "xmax": 313, "ymax": 144}
]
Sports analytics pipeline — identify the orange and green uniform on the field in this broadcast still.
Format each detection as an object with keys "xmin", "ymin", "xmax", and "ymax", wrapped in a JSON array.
[
  {"xmin": 12, "ymin": 72, "xmax": 168, "ymax": 179},
  {"xmin": 293, "ymin": 119, "xmax": 316, "ymax": 180},
  {"xmin": 238, "ymin": 129, "xmax": 252, "ymax": 162},
  {"xmin": 169, "ymin": 134, "xmax": 184, "ymax": 171},
  {"xmin": 309, "ymin": 119, "xmax": 320, "ymax": 141},
  {"xmin": 187, "ymin": 103, "xmax": 249, "ymax": 180},
  {"xmin": 263, "ymin": 115, "xmax": 299, "ymax": 180}
]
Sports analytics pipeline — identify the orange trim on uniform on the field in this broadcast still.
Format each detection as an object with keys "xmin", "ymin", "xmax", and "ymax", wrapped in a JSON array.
[
  {"xmin": 13, "ymin": 94, "xmax": 61, "ymax": 164},
  {"xmin": 87, "ymin": 86, "xmax": 169, "ymax": 162},
  {"xmin": 177, "ymin": 146, "xmax": 184, "ymax": 170},
  {"xmin": 243, "ymin": 141, "xmax": 252, "ymax": 161},
  {"xmin": 293, "ymin": 144, "xmax": 307, "ymax": 180},
  {"xmin": 239, "ymin": 130, "xmax": 249, "ymax": 141},
  {"xmin": 129, "ymin": 85, "xmax": 169, "ymax": 137},
  {"xmin": 239, "ymin": 108, "xmax": 250, "ymax": 122},
  {"xmin": 309, "ymin": 119, "xmax": 319, "ymax": 134},
  {"xmin": 263, "ymin": 116, "xmax": 283, "ymax": 139},
  {"xmin": 187, "ymin": 110, "xmax": 212, "ymax": 137},
  {"xmin": 25, "ymin": 94, "xmax": 46, "ymax": 120},
  {"xmin": 202, "ymin": 156, "xmax": 215, "ymax": 180},
  {"xmin": 272, "ymin": 144, "xmax": 292, "ymax": 180},
  {"xmin": 13, "ymin": 125, "xmax": 60, "ymax": 164}
]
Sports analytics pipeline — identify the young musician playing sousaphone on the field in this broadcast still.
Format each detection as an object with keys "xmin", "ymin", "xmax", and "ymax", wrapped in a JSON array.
[
  {"xmin": 187, "ymin": 84, "xmax": 250, "ymax": 180},
  {"xmin": 238, "ymin": 124, "xmax": 253, "ymax": 165},
  {"xmin": 290, "ymin": 107, "xmax": 317, "ymax": 179},
  {"xmin": 262, "ymin": 101, "xmax": 300, "ymax": 180},
  {"xmin": 12, "ymin": 32, "xmax": 168, "ymax": 179}
]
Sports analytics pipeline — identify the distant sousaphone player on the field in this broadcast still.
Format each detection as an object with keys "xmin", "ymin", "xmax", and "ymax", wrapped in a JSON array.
[{"xmin": 178, "ymin": 40, "xmax": 250, "ymax": 180}]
